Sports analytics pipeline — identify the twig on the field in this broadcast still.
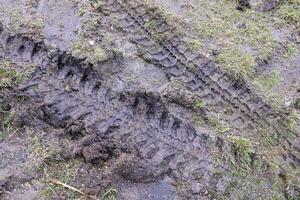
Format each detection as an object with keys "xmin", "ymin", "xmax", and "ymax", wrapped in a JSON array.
[{"xmin": 49, "ymin": 179, "xmax": 99, "ymax": 200}]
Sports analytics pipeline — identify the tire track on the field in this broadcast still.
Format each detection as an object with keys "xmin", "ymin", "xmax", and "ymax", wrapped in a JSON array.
[
  {"xmin": 96, "ymin": 0, "xmax": 283, "ymax": 134},
  {"xmin": 0, "ymin": 28, "xmax": 229, "ymax": 198}
]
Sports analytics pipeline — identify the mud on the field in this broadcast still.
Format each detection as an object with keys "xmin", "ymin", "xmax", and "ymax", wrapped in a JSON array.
[
  {"xmin": 0, "ymin": 0, "xmax": 299, "ymax": 199},
  {"xmin": 5, "ymin": 30, "xmax": 221, "ymax": 198}
]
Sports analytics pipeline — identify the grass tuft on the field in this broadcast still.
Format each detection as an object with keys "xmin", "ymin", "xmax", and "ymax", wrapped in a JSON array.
[{"xmin": 228, "ymin": 135, "xmax": 254, "ymax": 169}]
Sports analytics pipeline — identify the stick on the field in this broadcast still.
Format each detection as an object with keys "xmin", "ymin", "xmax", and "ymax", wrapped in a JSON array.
[{"xmin": 49, "ymin": 179, "xmax": 99, "ymax": 200}]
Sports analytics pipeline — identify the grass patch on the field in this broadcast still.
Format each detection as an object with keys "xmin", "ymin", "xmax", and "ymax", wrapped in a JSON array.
[
  {"xmin": 217, "ymin": 47, "xmax": 256, "ymax": 78},
  {"xmin": 0, "ymin": 5, "xmax": 45, "ymax": 33},
  {"xmin": 0, "ymin": 109, "xmax": 15, "ymax": 139},
  {"xmin": 40, "ymin": 159, "xmax": 83, "ymax": 200},
  {"xmin": 187, "ymin": 39, "xmax": 203, "ymax": 52},
  {"xmin": 72, "ymin": 39, "xmax": 108, "ymax": 64},
  {"xmin": 101, "ymin": 187, "xmax": 118, "ymax": 200},
  {"xmin": 252, "ymin": 70, "xmax": 284, "ymax": 109},
  {"xmin": 277, "ymin": 0, "xmax": 300, "ymax": 30},
  {"xmin": 0, "ymin": 60, "xmax": 24, "ymax": 88},
  {"xmin": 282, "ymin": 42, "xmax": 298, "ymax": 57},
  {"xmin": 0, "ymin": 59, "xmax": 34, "ymax": 89},
  {"xmin": 185, "ymin": 0, "xmax": 276, "ymax": 79},
  {"xmin": 228, "ymin": 136, "xmax": 254, "ymax": 157},
  {"xmin": 228, "ymin": 135, "xmax": 254, "ymax": 169},
  {"xmin": 285, "ymin": 111, "xmax": 299, "ymax": 132},
  {"xmin": 208, "ymin": 116, "xmax": 230, "ymax": 134},
  {"xmin": 195, "ymin": 99, "xmax": 205, "ymax": 109},
  {"xmin": 253, "ymin": 70, "xmax": 282, "ymax": 91}
]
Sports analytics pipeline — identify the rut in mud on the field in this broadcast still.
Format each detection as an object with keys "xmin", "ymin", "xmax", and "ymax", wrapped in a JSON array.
[
  {"xmin": 1, "ymin": 26, "xmax": 222, "ymax": 198},
  {"xmin": 0, "ymin": 0, "xmax": 299, "ymax": 199},
  {"xmin": 98, "ymin": 0, "xmax": 286, "ymax": 132},
  {"xmin": 96, "ymin": 0, "xmax": 297, "ymax": 162}
]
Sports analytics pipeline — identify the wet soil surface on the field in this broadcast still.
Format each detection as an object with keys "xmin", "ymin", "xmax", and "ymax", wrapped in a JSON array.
[{"xmin": 0, "ymin": 0, "xmax": 299, "ymax": 199}]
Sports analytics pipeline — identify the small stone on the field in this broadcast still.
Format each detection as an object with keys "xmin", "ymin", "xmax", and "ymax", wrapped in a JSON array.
[
  {"xmin": 65, "ymin": 85, "xmax": 71, "ymax": 92},
  {"xmin": 285, "ymin": 100, "xmax": 292, "ymax": 107},
  {"xmin": 89, "ymin": 40, "xmax": 95, "ymax": 46}
]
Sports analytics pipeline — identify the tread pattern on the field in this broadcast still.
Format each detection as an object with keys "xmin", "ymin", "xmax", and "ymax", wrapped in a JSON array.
[
  {"xmin": 1, "ymin": 12, "xmax": 298, "ymax": 198},
  {"xmin": 0, "ymin": 29, "xmax": 228, "ymax": 197},
  {"xmin": 97, "ymin": 0, "xmax": 282, "ymax": 135}
]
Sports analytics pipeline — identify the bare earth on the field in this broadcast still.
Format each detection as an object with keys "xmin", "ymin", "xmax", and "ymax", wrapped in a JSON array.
[{"xmin": 0, "ymin": 0, "xmax": 299, "ymax": 199}]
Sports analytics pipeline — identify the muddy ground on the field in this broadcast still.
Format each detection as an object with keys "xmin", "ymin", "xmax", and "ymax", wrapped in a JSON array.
[{"xmin": 0, "ymin": 0, "xmax": 299, "ymax": 199}]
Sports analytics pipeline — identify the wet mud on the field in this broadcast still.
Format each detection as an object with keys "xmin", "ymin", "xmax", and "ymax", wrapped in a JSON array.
[{"xmin": 0, "ymin": 0, "xmax": 299, "ymax": 199}]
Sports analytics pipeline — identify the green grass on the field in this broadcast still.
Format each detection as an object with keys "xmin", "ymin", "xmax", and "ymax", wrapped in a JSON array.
[
  {"xmin": 282, "ymin": 42, "xmax": 298, "ymax": 57},
  {"xmin": 228, "ymin": 136, "xmax": 254, "ymax": 156},
  {"xmin": 72, "ymin": 38, "xmax": 108, "ymax": 64},
  {"xmin": 194, "ymin": 99, "xmax": 205, "ymax": 109},
  {"xmin": 102, "ymin": 187, "xmax": 118, "ymax": 200},
  {"xmin": 186, "ymin": 0, "xmax": 276, "ymax": 79},
  {"xmin": 0, "ymin": 5, "xmax": 45, "ymax": 33},
  {"xmin": 0, "ymin": 60, "xmax": 22, "ymax": 88},
  {"xmin": 0, "ymin": 109, "xmax": 15, "ymax": 139},
  {"xmin": 285, "ymin": 111, "xmax": 299, "ymax": 132},
  {"xmin": 187, "ymin": 39, "xmax": 203, "ymax": 52},
  {"xmin": 277, "ymin": 0, "xmax": 300, "ymax": 30},
  {"xmin": 253, "ymin": 70, "xmax": 282, "ymax": 92},
  {"xmin": 228, "ymin": 135, "xmax": 254, "ymax": 169},
  {"xmin": 208, "ymin": 116, "xmax": 230, "ymax": 134},
  {"xmin": 217, "ymin": 47, "xmax": 256, "ymax": 78},
  {"xmin": 252, "ymin": 70, "xmax": 284, "ymax": 108},
  {"xmin": 40, "ymin": 158, "xmax": 83, "ymax": 199},
  {"xmin": 0, "ymin": 59, "xmax": 34, "ymax": 89}
]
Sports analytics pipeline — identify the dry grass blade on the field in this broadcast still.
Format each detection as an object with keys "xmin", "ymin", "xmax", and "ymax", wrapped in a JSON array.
[{"xmin": 49, "ymin": 179, "xmax": 100, "ymax": 200}]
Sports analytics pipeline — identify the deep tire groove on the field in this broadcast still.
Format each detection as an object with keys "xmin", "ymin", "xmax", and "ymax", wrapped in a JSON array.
[{"xmin": 0, "ymin": 29, "xmax": 226, "ymax": 196}]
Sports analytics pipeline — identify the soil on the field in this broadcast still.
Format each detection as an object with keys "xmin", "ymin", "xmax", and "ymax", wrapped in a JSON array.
[{"xmin": 0, "ymin": 0, "xmax": 299, "ymax": 200}]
